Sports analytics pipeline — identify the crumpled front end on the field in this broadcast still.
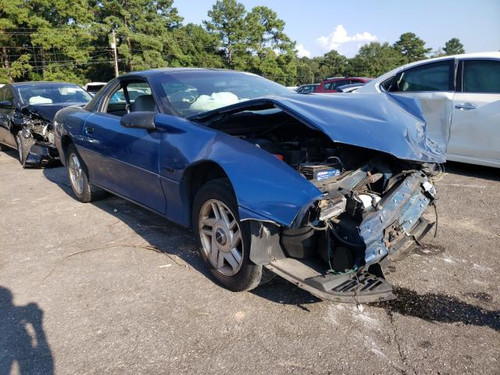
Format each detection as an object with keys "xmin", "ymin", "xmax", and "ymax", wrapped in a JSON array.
[
  {"xmin": 19, "ymin": 107, "xmax": 59, "ymax": 167},
  {"xmin": 252, "ymin": 159, "xmax": 440, "ymax": 304},
  {"xmin": 360, "ymin": 171, "xmax": 436, "ymax": 266},
  {"xmin": 195, "ymin": 93, "xmax": 443, "ymax": 303}
]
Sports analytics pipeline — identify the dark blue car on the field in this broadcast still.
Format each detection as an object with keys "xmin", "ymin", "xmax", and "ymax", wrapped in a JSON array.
[
  {"xmin": 0, "ymin": 82, "xmax": 91, "ymax": 167},
  {"xmin": 54, "ymin": 68, "xmax": 444, "ymax": 303}
]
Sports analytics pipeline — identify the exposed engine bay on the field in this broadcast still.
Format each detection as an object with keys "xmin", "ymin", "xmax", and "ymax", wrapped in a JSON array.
[
  {"xmin": 20, "ymin": 107, "xmax": 55, "ymax": 145},
  {"xmin": 16, "ymin": 106, "xmax": 59, "ymax": 167},
  {"xmin": 208, "ymin": 108, "xmax": 440, "ymax": 303}
]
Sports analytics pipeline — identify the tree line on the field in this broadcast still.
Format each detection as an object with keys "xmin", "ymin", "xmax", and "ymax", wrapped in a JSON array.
[{"xmin": 0, "ymin": 0, "xmax": 465, "ymax": 85}]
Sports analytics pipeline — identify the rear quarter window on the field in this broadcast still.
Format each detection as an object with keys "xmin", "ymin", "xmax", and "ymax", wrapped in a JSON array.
[{"xmin": 462, "ymin": 60, "xmax": 500, "ymax": 93}]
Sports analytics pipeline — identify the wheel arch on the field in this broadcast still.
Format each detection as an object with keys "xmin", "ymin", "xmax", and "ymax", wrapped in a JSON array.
[
  {"xmin": 59, "ymin": 135, "xmax": 73, "ymax": 165},
  {"xmin": 181, "ymin": 160, "xmax": 232, "ymax": 227}
]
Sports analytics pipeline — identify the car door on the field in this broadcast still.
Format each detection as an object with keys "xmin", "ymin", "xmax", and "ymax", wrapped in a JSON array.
[
  {"xmin": 0, "ymin": 85, "xmax": 17, "ymax": 147},
  {"xmin": 447, "ymin": 58, "xmax": 500, "ymax": 167},
  {"xmin": 384, "ymin": 59, "xmax": 456, "ymax": 152},
  {"xmin": 78, "ymin": 79, "xmax": 166, "ymax": 214}
]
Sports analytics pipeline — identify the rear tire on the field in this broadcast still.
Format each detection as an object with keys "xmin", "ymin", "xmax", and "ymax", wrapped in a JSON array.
[
  {"xmin": 192, "ymin": 178, "xmax": 263, "ymax": 292},
  {"xmin": 66, "ymin": 144, "xmax": 100, "ymax": 203}
]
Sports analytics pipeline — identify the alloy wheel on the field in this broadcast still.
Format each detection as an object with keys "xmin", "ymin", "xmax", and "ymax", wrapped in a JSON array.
[
  {"xmin": 198, "ymin": 199, "xmax": 244, "ymax": 276},
  {"xmin": 68, "ymin": 153, "xmax": 84, "ymax": 195}
]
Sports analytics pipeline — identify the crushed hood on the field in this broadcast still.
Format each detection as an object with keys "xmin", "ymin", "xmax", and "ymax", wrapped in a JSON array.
[
  {"xmin": 192, "ymin": 93, "xmax": 446, "ymax": 163},
  {"xmin": 21, "ymin": 102, "xmax": 87, "ymax": 122}
]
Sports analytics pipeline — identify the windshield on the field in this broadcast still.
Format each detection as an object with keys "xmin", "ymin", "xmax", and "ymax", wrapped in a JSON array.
[
  {"xmin": 16, "ymin": 84, "xmax": 92, "ymax": 105},
  {"xmin": 151, "ymin": 70, "xmax": 293, "ymax": 117}
]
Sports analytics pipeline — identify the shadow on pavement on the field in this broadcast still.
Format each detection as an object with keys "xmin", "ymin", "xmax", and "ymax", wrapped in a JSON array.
[
  {"xmin": 444, "ymin": 161, "xmax": 500, "ymax": 182},
  {"xmin": 0, "ymin": 286, "xmax": 54, "ymax": 375},
  {"xmin": 379, "ymin": 287, "xmax": 500, "ymax": 331},
  {"xmin": 43, "ymin": 166, "xmax": 219, "ymax": 288},
  {"xmin": 45, "ymin": 166, "xmax": 500, "ymax": 314},
  {"xmin": 251, "ymin": 276, "xmax": 321, "ymax": 308},
  {"xmin": 43, "ymin": 166, "xmax": 319, "ymax": 306}
]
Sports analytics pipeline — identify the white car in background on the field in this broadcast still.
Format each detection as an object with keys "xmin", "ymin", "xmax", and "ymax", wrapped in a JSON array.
[
  {"xmin": 357, "ymin": 52, "xmax": 500, "ymax": 168},
  {"xmin": 83, "ymin": 82, "xmax": 107, "ymax": 96}
]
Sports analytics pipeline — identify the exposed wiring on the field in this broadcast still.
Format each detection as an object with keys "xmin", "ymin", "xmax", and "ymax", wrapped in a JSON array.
[{"xmin": 325, "ymin": 221, "xmax": 361, "ymax": 275}]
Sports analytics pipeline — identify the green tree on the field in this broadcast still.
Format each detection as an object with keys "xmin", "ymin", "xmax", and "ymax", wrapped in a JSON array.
[
  {"xmin": 296, "ymin": 57, "xmax": 320, "ymax": 85},
  {"xmin": 0, "ymin": 0, "xmax": 95, "ymax": 83},
  {"xmin": 393, "ymin": 32, "xmax": 431, "ymax": 63},
  {"xmin": 96, "ymin": 0, "xmax": 183, "ymax": 72},
  {"xmin": 443, "ymin": 38, "xmax": 465, "ymax": 55},
  {"xmin": 348, "ymin": 42, "xmax": 401, "ymax": 77},
  {"xmin": 316, "ymin": 50, "xmax": 348, "ymax": 80},
  {"xmin": 0, "ymin": 0, "xmax": 31, "ymax": 82},
  {"xmin": 204, "ymin": 0, "xmax": 297, "ymax": 84},
  {"xmin": 204, "ymin": 0, "xmax": 247, "ymax": 69},
  {"xmin": 245, "ymin": 6, "xmax": 296, "ymax": 84},
  {"xmin": 29, "ymin": 0, "xmax": 95, "ymax": 83},
  {"xmin": 172, "ymin": 24, "xmax": 224, "ymax": 68}
]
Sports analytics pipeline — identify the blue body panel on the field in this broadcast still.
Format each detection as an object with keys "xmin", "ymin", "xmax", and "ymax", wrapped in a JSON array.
[
  {"xmin": 193, "ymin": 93, "xmax": 445, "ymax": 164},
  {"xmin": 56, "ymin": 108, "xmax": 322, "ymax": 227},
  {"xmin": 76, "ymin": 113, "xmax": 166, "ymax": 214},
  {"xmin": 54, "ymin": 83, "xmax": 444, "ymax": 229},
  {"xmin": 154, "ymin": 114, "xmax": 322, "ymax": 227}
]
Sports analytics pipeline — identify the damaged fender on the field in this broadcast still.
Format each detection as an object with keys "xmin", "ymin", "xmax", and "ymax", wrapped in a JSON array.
[{"xmin": 154, "ymin": 114, "xmax": 323, "ymax": 227}]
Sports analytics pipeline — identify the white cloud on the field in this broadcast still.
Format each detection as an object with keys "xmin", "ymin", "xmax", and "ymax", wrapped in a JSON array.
[
  {"xmin": 317, "ymin": 25, "xmax": 377, "ymax": 52},
  {"xmin": 296, "ymin": 43, "xmax": 311, "ymax": 58}
]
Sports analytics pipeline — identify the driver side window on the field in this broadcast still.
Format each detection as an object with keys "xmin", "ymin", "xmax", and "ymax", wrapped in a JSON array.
[{"xmin": 105, "ymin": 81, "xmax": 156, "ymax": 116}]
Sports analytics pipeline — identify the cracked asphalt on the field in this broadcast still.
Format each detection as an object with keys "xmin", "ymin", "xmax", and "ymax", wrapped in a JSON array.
[{"xmin": 0, "ymin": 148, "xmax": 499, "ymax": 375}]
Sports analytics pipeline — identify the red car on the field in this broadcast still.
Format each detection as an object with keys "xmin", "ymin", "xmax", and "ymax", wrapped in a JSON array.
[{"xmin": 315, "ymin": 77, "xmax": 372, "ymax": 93}]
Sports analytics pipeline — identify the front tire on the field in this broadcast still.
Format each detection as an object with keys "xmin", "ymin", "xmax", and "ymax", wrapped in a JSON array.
[
  {"xmin": 192, "ymin": 178, "xmax": 263, "ymax": 292},
  {"xmin": 66, "ymin": 144, "xmax": 98, "ymax": 203},
  {"xmin": 16, "ymin": 131, "xmax": 34, "ymax": 168}
]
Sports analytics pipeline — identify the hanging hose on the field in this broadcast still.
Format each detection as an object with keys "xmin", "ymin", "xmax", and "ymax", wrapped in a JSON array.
[
  {"xmin": 327, "ymin": 221, "xmax": 365, "ymax": 249},
  {"xmin": 432, "ymin": 201, "xmax": 439, "ymax": 238}
]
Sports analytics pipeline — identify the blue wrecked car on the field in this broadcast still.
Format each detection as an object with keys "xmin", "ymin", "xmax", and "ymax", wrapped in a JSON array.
[{"xmin": 54, "ymin": 68, "xmax": 444, "ymax": 303}]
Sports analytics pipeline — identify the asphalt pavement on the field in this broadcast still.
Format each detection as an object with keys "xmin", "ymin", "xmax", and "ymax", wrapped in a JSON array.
[{"xmin": 0, "ymin": 148, "xmax": 499, "ymax": 375}]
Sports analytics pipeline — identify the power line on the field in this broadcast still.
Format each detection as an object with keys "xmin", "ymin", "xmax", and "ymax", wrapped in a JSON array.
[
  {"xmin": 2, "ymin": 59, "xmax": 126, "ymax": 70},
  {"xmin": 0, "ymin": 46, "xmax": 113, "ymax": 50}
]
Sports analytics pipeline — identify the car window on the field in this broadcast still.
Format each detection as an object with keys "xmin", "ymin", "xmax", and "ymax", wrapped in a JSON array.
[
  {"xmin": 462, "ymin": 60, "xmax": 500, "ymax": 93},
  {"xmin": 105, "ymin": 81, "xmax": 155, "ymax": 116},
  {"xmin": 16, "ymin": 85, "xmax": 91, "ymax": 105},
  {"xmin": 3, "ymin": 86, "xmax": 14, "ymax": 104},
  {"xmin": 151, "ymin": 71, "xmax": 291, "ymax": 117},
  {"xmin": 323, "ymin": 82, "xmax": 333, "ymax": 90},
  {"xmin": 109, "ymin": 82, "xmax": 151, "ymax": 104},
  {"xmin": 389, "ymin": 61, "xmax": 453, "ymax": 92},
  {"xmin": 323, "ymin": 80, "xmax": 348, "ymax": 91}
]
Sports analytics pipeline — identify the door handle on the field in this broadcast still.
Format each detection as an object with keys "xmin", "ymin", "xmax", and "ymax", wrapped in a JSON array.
[
  {"xmin": 85, "ymin": 126, "xmax": 95, "ymax": 134},
  {"xmin": 455, "ymin": 103, "xmax": 477, "ymax": 111}
]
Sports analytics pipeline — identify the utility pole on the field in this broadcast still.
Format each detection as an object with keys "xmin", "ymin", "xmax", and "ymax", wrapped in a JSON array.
[{"xmin": 111, "ymin": 29, "xmax": 119, "ymax": 77}]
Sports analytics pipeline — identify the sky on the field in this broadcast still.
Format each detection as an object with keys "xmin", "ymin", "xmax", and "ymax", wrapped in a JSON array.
[{"xmin": 174, "ymin": 0, "xmax": 500, "ymax": 58}]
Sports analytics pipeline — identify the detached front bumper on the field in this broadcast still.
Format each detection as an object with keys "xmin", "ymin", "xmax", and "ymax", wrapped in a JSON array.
[
  {"xmin": 263, "ymin": 172, "xmax": 437, "ymax": 304},
  {"xmin": 360, "ymin": 172, "xmax": 436, "ymax": 265},
  {"xmin": 25, "ymin": 142, "xmax": 59, "ymax": 167}
]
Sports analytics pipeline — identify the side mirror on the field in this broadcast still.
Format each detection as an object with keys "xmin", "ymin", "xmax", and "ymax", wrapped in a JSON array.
[
  {"xmin": 0, "ymin": 100, "xmax": 12, "ymax": 109},
  {"xmin": 120, "ymin": 111, "xmax": 156, "ymax": 130}
]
